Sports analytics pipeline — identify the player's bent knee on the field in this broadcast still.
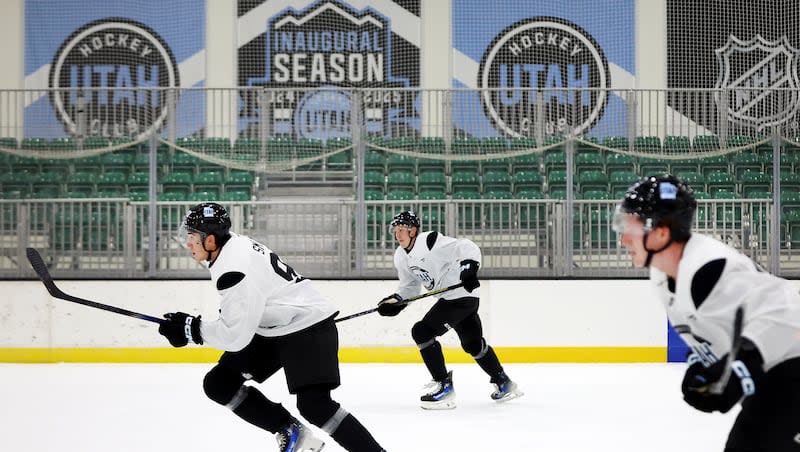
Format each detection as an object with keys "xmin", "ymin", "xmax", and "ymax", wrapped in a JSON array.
[
  {"xmin": 296, "ymin": 388, "xmax": 340, "ymax": 427},
  {"xmin": 203, "ymin": 365, "xmax": 246, "ymax": 406},
  {"xmin": 462, "ymin": 338, "xmax": 487, "ymax": 358},
  {"xmin": 411, "ymin": 321, "xmax": 437, "ymax": 345}
]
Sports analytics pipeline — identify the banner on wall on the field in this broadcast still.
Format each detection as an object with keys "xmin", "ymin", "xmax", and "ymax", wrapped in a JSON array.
[
  {"xmin": 452, "ymin": 0, "xmax": 634, "ymax": 138},
  {"xmin": 24, "ymin": 0, "xmax": 205, "ymax": 139},
  {"xmin": 237, "ymin": 0, "xmax": 421, "ymax": 139},
  {"xmin": 666, "ymin": 0, "xmax": 800, "ymax": 133}
]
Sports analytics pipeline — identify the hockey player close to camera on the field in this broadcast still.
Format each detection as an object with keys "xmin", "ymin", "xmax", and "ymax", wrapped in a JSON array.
[
  {"xmin": 614, "ymin": 175, "xmax": 800, "ymax": 451},
  {"xmin": 377, "ymin": 210, "xmax": 523, "ymax": 410},
  {"xmin": 157, "ymin": 202, "xmax": 386, "ymax": 452}
]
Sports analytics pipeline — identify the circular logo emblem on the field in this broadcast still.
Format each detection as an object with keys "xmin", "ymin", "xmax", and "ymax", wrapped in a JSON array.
[
  {"xmin": 294, "ymin": 89, "xmax": 352, "ymax": 140},
  {"xmin": 49, "ymin": 18, "xmax": 180, "ymax": 140},
  {"xmin": 478, "ymin": 16, "xmax": 610, "ymax": 137}
]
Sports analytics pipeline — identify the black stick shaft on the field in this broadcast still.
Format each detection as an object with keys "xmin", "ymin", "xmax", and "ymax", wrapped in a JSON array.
[
  {"xmin": 710, "ymin": 305, "xmax": 745, "ymax": 395},
  {"xmin": 335, "ymin": 282, "xmax": 465, "ymax": 323},
  {"xmin": 26, "ymin": 248, "xmax": 164, "ymax": 325}
]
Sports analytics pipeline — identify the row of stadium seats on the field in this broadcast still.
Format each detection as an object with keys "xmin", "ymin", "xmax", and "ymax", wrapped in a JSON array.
[
  {"xmin": 0, "ymin": 169, "xmax": 256, "ymax": 200},
  {"xmin": 0, "ymin": 134, "xmax": 780, "ymax": 152},
  {"xmin": 360, "ymin": 167, "xmax": 791, "ymax": 199}
]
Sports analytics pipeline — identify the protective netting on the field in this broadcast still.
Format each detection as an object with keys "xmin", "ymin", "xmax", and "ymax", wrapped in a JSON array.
[
  {"xmin": 666, "ymin": 0, "xmax": 800, "ymax": 151},
  {"xmin": 4, "ymin": 0, "xmax": 800, "ymax": 172}
]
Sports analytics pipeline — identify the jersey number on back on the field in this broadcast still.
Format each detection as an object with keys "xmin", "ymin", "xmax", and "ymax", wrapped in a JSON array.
[
  {"xmin": 270, "ymin": 253, "xmax": 304, "ymax": 283},
  {"xmin": 251, "ymin": 240, "xmax": 305, "ymax": 284}
]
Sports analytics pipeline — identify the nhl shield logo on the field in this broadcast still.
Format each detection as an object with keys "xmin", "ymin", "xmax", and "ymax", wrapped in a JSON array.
[{"xmin": 714, "ymin": 35, "xmax": 800, "ymax": 131}]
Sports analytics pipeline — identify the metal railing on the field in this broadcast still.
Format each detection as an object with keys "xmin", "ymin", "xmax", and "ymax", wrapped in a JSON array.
[
  {"xmin": 0, "ymin": 197, "xmax": 779, "ymax": 279},
  {"xmin": 1, "ymin": 86, "xmax": 798, "ymax": 278}
]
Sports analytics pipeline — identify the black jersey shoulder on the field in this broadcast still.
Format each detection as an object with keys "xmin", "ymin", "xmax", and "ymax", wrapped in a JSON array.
[
  {"xmin": 690, "ymin": 258, "xmax": 726, "ymax": 309},
  {"xmin": 217, "ymin": 271, "xmax": 245, "ymax": 290},
  {"xmin": 426, "ymin": 231, "xmax": 439, "ymax": 250}
]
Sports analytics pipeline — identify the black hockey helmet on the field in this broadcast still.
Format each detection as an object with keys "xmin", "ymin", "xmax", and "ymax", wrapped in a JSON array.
[
  {"xmin": 615, "ymin": 174, "xmax": 696, "ymax": 242},
  {"xmin": 181, "ymin": 202, "xmax": 232, "ymax": 241},
  {"xmin": 390, "ymin": 210, "xmax": 421, "ymax": 229}
]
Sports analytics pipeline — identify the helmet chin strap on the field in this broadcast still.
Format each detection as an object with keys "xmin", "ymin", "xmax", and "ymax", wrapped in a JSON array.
[
  {"xmin": 404, "ymin": 229, "xmax": 418, "ymax": 252},
  {"xmin": 200, "ymin": 235, "xmax": 219, "ymax": 262},
  {"xmin": 641, "ymin": 231, "xmax": 672, "ymax": 268}
]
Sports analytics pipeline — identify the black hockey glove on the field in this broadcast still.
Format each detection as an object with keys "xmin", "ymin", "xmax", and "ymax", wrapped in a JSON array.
[
  {"xmin": 681, "ymin": 339, "xmax": 763, "ymax": 413},
  {"xmin": 158, "ymin": 312, "xmax": 203, "ymax": 347},
  {"xmin": 377, "ymin": 294, "xmax": 407, "ymax": 317},
  {"xmin": 459, "ymin": 259, "xmax": 480, "ymax": 292}
]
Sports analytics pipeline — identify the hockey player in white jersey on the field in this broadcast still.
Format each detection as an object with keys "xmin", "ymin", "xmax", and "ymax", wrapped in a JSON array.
[
  {"xmin": 376, "ymin": 210, "xmax": 523, "ymax": 409},
  {"xmin": 614, "ymin": 175, "xmax": 800, "ymax": 451},
  {"xmin": 157, "ymin": 203, "xmax": 386, "ymax": 452}
]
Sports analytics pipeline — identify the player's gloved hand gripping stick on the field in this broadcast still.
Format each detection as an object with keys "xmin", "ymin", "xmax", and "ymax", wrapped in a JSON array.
[{"xmin": 335, "ymin": 282, "xmax": 464, "ymax": 323}]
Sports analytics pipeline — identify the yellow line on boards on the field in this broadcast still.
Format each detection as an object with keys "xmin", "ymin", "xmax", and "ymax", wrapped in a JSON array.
[{"xmin": 0, "ymin": 347, "xmax": 666, "ymax": 364}]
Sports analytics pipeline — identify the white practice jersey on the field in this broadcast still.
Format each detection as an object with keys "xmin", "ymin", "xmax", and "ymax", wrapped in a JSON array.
[
  {"xmin": 199, "ymin": 233, "xmax": 338, "ymax": 351},
  {"xmin": 393, "ymin": 231, "xmax": 481, "ymax": 301},
  {"xmin": 650, "ymin": 233, "xmax": 800, "ymax": 371}
]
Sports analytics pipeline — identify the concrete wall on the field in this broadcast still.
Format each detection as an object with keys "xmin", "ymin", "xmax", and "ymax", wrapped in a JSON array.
[{"xmin": 0, "ymin": 279, "xmax": 670, "ymax": 363}]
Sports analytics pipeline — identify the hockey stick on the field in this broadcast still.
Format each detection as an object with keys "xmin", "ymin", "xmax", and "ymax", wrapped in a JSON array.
[
  {"xmin": 335, "ymin": 282, "xmax": 465, "ymax": 323},
  {"xmin": 26, "ymin": 248, "xmax": 164, "ymax": 325},
  {"xmin": 709, "ymin": 305, "xmax": 745, "ymax": 395}
]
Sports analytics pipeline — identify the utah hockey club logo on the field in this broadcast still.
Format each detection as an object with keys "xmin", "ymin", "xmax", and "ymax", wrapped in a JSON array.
[
  {"xmin": 252, "ymin": 0, "xmax": 408, "ymax": 140},
  {"xmin": 715, "ymin": 35, "xmax": 800, "ymax": 131},
  {"xmin": 48, "ymin": 18, "xmax": 180, "ymax": 140},
  {"xmin": 478, "ymin": 16, "xmax": 610, "ymax": 137}
]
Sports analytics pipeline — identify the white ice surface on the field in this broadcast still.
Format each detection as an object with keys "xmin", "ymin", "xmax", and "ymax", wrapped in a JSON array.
[{"xmin": 0, "ymin": 363, "xmax": 736, "ymax": 451}]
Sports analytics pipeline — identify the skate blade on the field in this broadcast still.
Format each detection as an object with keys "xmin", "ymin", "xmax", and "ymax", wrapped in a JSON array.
[
  {"xmin": 298, "ymin": 437, "xmax": 325, "ymax": 452},
  {"xmin": 421, "ymin": 399, "xmax": 457, "ymax": 410},
  {"xmin": 493, "ymin": 389, "xmax": 524, "ymax": 403}
]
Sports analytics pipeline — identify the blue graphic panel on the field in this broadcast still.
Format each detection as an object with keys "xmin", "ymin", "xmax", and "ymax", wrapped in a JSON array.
[
  {"xmin": 24, "ymin": 0, "xmax": 205, "ymax": 139},
  {"xmin": 452, "ymin": 0, "xmax": 634, "ymax": 139},
  {"xmin": 667, "ymin": 320, "xmax": 690, "ymax": 363}
]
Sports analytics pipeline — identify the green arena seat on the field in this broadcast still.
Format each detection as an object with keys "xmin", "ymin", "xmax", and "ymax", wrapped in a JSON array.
[
  {"xmin": 699, "ymin": 155, "xmax": 730, "ymax": 176},
  {"xmin": 511, "ymin": 153, "xmax": 540, "ymax": 172},
  {"xmin": 575, "ymin": 151, "xmax": 605, "ymax": 173},
  {"xmin": 188, "ymin": 190, "xmax": 219, "ymax": 202},
  {"xmin": 364, "ymin": 188, "xmax": 384, "ymax": 200},
  {"xmin": 482, "ymin": 157, "xmax": 510, "ymax": 174},
  {"xmin": 451, "ymin": 170, "xmax": 480, "ymax": 192},
  {"xmin": 386, "ymin": 189, "xmax": 414, "ymax": 201},
  {"xmin": 578, "ymin": 170, "xmax": 609, "ymax": 193},
  {"xmin": 512, "ymin": 170, "xmax": 543, "ymax": 192},
  {"xmin": 385, "ymin": 152, "xmax": 416, "ymax": 173},
  {"xmin": 693, "ymin": 135, "xmax": 720, "ymax": 150},
  {"xmin": 543, "ymin": 151, "xmax": 567, "ymax": 175},
  {"xmin": 605, "ymin": 153, "xmax": 636, "ymax": 174},
  {"xmin": 364, "ymin": 149, "xmax": 386, "ymax": 173},
  {"xmin": 633, "ymin": 136, "xmax": 661, "ymax": 152},
  {"xmin": 482, "ymin": 171, "xmax": 512, "ymax": 192},
  {"xmin": 609, "ymin": 170, "xmax": 639, "ymax": 193},
  {"xmin": 326, "ymin": 149, "xmax": 352, "ymax": 171},
  {"xmin": 386, "ymin": 170, "xmax": 415, "ymax": 192},
  {"xmin": 638, "ymin": 157, "xmax": 669, "ymax": 177},
  {"xmin": 417, "ymin": 171, "xmax": 447, "ymax": 192},
  {"xmin": 663, "ymin": 136, "xmax": 691, "ymax": 152},
  {"xmin": 675, "ymin": 171, "xmax": 705, "ymax": 190},
  {"xmin": 602, "ymin": 136, "xmax": 629, "ymax": 150},
  {"xmin": 418, "ymin": 189, "xmax": 447, "ymax": 200},
  {"xmin": 417, "ymin": 156, "xmax": 446, "ymax": 174},
  {"xmin": 731, "ymin": 152, "xmax": 762, "ymax": 177},
  {"xmin": 706, "ymin": 171, "xmax": 737, "ymax": 194},
  {"xmin": 739, "ymin": 171, "xmax": 772, "ymax": 197},
  {"xmin": 671, "ymin": 158, "xmax": 700, "ymax": 175}
]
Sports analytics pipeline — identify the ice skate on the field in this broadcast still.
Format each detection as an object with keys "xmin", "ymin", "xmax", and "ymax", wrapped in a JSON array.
[
  {"xmin": 490, "ymin": 374, "xmax": 524, "ymax": 403},
  {"xmin": 275, "ymin": 418, "xmax": 325, "ymax": 452},
  {"xmin": 420, "ymin": 370, "xmax": 456, "ymax": 410}
]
